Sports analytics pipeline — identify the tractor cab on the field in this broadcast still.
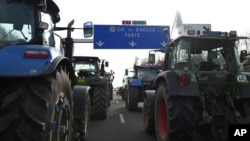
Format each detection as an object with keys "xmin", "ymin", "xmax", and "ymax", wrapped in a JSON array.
[
  {"xmin": 0, "ymin": 0, "xmax": 60, "ymax": 47},
  {"xmin": 164, "ymin": 28, "xmax": 250, "ymax": 95}
]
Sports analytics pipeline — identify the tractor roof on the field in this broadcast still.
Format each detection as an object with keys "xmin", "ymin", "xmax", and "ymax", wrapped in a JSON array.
[
  {"xmin": 72, "ymin": 56, "xmax": 100, "ymax": 63},
  {"xmin": 173, "ymin": 30, "xmax": 248, "ymax": 42},
  {"xmin": 134, "ymin": 64, "xmax": 158, "ymax": 70}
]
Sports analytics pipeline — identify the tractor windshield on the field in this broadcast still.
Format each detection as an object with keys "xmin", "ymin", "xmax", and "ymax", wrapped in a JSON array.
[
  {"xmin": 137, "ymin": 68, "xmax": 157, "ymax": 81},
  {"xmin": 74, "ymin": 61, "xmax": 98, "ymax": 76},
  {"xmin": 172, "ymin": 36, "xmax": 249, "ymax": 73},
  {"xmin": 0, "ymin": 0, "xmax": 36, "ymax": 47}
]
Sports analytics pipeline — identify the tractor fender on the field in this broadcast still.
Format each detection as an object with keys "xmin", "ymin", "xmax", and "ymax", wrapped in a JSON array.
[
  {"xmin": 156, "ymin": 70, "xmax": 200, "ymax": 97},
  {"xmin": 129, "ymin": 78, "xmax": 142, "ymax": 87},
  {"xmin": 0, "ymin": 45, "xmax": 74, "ymax": 77},
  {"xmin": 72, "ymin": 85, "xmax": 91, "ymax": 118},
  {"xmin": 43, "ymin": 56, "xmax": 75, "ymax": 84},
  {"xmin": 144, "ymin": 90, "xmax": 156, "ymax": 119},
  {"xmin": 43, "ymin": 56, "xmax": 73, "ymax": 74}
]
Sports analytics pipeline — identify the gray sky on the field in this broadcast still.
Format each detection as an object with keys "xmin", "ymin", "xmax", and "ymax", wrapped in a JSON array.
[{"xmin": 54, "ymin": 0, "xmax": 250, "ymax": 87}]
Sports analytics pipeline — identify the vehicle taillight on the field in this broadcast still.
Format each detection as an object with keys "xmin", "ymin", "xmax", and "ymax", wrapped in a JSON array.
[
  {"xmin": 179, "ymin": 74, "xmax": 187, "ymax": 87},
  {"xmin": 24, "ymin": 50, "xmax": 49, "ymax": 58}
]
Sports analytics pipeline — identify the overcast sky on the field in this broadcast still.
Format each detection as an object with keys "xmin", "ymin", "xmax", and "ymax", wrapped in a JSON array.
[{"xmin": 53, "ymin": 0, "xmax": 250, "ymax": 87}]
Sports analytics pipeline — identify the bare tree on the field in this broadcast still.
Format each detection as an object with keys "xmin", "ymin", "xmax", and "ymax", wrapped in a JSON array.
[{"xmin": 238, "ymin": 31, "xmax": 250, "ymax": 51}]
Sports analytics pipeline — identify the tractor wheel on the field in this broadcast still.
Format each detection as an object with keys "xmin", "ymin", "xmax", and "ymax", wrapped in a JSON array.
[
  {"xmin": 143, "ymin": 96, "xmax": 155, "ymax": 134},
  {"xmin": 90, "ymin": 86, "xmax": 108, "ymax": 120},
  {"xmin": 155, "ymin": 83, "xmax": 196, "ymax": 141},
  {"xmin": 127, "ymin": 86, "xmax": 138, "ymax": 111},
  {"xmin": 0, "ymin": 67, "xmax": 73, "ymax": 141},
  {"xmin": 73, "ymin": 92, "xmax": 90, "ymax": 141}
]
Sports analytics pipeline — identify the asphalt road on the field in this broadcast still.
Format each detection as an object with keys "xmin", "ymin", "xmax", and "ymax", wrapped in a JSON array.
[{"xmin": 86, "ymin": 91, "xmax": 156, "ymax": 141}]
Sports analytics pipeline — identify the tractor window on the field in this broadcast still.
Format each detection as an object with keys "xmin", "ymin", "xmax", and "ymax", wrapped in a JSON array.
[
  {"xmin": 74, "ymin": 61, "xmax": 98, "ymax": 76},
  {"xmin": 170, "ymin": 39, "xmax": 190, "ymax": 70},
  {"xmin": 211, "ymin": 48, "xmax": 225, "ymax": 68},
  {"xmin": 41, "ymin": 12, "xmax": 55, "ymax": 47},
  {"xmin": 190, "ymin": 46, "xmax": 226, "ymax": 71},
  {"xmin": 0, "ymin": 1, "xmax": 35, "ymax": 47},
  {"xmin": 191, "ymin": 50, "xmax": 208, "ymax": 65},
  {"xmin": 137, "ymin": 69, "xmax": 157, "ymax": 81}
]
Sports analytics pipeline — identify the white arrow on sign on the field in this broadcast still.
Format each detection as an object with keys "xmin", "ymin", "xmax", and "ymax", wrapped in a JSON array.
[
  {"xmin": 96, "ymin": 40, "xmax": 105, "ymax": 47},
  {"xmin": 160, "ymin": 41, "xmax": 168, "ymax": 47},
  {"xmin": 128, "ymin": 41, "xmax": 137, "ymax": 47}
]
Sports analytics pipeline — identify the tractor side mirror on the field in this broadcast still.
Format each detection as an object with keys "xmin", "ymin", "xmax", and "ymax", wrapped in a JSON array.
[
  {"xmin": 125, "ymin": 69, "xmax": 128, "ymax": 76},
  {"xmin": 148, "ymin": 54, "xmax": 155, "ymax": 64},
  {"xmin": 105, "ymin": 62, "xmax": 109, "ymax": 67},
  {"xmin": 83, "ymin": 22, "xmax": 93, "ymax": 38}
]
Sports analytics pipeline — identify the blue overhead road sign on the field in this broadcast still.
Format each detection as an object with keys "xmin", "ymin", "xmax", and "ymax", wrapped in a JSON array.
[{"xmin": 93, "ymin": 25, "xmax": 170, "ymax": 49}]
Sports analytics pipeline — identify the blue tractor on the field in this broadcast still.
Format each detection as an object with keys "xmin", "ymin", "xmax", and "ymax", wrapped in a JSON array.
[
  {"xmin": 0, "ymin": 0, "xmax": 93, "ymax": 141},
  {"xmin": 126, "ymin": 61, "xmax": 159, "ymax": 111}
]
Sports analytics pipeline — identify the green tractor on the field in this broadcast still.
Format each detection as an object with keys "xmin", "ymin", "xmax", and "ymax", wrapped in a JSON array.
[
  {"xmin": 143, "ymin": 28, "xmax": 250, "ymax": 141},
  {"xmin": 73, "ymin": 56, "xmax": 110, "ymax": 120}
]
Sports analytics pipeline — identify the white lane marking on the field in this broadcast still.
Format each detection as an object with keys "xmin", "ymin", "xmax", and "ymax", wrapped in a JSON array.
[{"xmin": 119, "ymin": 114, "xmax": 125, "ymax": 124}]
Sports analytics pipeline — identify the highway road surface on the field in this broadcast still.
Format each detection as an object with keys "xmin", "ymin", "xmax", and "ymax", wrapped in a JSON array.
[{"xmin": 86, "ymin": 91, "xmax": 156, "ymax": 141}]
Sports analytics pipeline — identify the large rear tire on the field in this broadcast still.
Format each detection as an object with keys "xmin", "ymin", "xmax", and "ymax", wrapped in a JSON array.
[
  {"xmin": 90, "ymin": 86, "xmax": 108, "ymax": 120},
  {"xmin": 0, "ymin": 68, "xmax": 73, "ymax": 141},
  {"xmin": 126, "ymin": 86, "xmax": 138, "ymax": 111},
  {"xmin": 73, "ymin": 90, "xmax": 90, "ymax": 141},
  {"xmin": 155, "ymin": 83, "xmax": 196, "ymax": 141}
]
